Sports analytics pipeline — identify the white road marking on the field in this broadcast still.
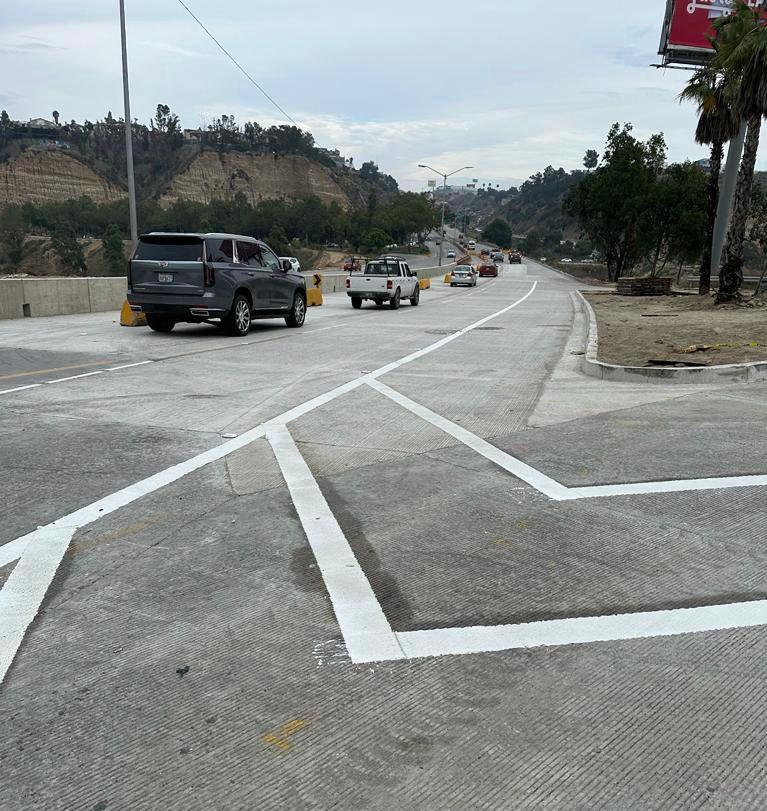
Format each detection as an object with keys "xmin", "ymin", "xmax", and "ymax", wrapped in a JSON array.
[
  {"xmin": 0, "ymin": 526, "xmax": 76, "ymax": 684},
  {"xmin": 0, "ymin": 283, "xmax": 539, "ymax": 683},
  {"xmin": 266, "ymin": 424, "xmax": 405, "ymax": 664},
  {"xmin": 569, "ymin": 475, "xmax": 767, "ymax": 499},
  {"xmin": 0, "ymin": 537, "xmax": 30, "ymax": 569},
  {"xmin": 0, "ymin": 383, "xmax": 42, "ymax": 396},
  {"xmin": 46, "ymin": 370, "xmax": 105, "ymax": 384},
  {"xmin": 105, "ymin": 360, "xmax": 154, "ymax": 372},
  {"xmin": 367, "ymin": 379, "xmax": 574, "ymax": 501},
  {"xmin": 395, "ymin": 600, "xmax": 767, "ymax": 661}
]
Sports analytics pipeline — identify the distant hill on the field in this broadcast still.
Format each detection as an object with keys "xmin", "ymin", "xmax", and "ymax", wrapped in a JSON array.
[
  {"xmin": 454, "ymin": 166, "xmax": 584, "ymax": 240},
  {"xmin": 0, "ymin": 107, "xmax": 399, "ymax": 210}
]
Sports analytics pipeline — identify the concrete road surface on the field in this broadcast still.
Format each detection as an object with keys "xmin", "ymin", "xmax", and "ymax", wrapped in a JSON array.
[{"xmin": 3, "ymin": 260, "xmax": 767, "ymax": 809}]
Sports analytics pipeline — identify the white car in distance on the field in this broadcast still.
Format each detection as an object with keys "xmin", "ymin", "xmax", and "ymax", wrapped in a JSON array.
[{"xmin": 280, "ymin": 256, "xmax": 301, "ymax": 272}]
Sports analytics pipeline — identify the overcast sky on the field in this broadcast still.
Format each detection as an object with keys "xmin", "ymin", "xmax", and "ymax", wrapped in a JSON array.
[{"xmin": 1, "ymin": 0, "xmax": 754, "ymax": 191}]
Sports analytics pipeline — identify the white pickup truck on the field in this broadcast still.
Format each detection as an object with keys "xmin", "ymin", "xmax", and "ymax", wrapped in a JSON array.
[{"xmin": 346, "ymin": 257, "xmax": 420, "ymax": 309}]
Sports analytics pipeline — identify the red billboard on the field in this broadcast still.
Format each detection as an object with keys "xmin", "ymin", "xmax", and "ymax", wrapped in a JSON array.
[{"xmin": 660, "ymin": 0, "xmax": 767, "ymax": 64}]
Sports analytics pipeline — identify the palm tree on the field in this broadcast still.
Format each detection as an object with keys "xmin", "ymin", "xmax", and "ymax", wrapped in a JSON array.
[
  {"xmin": 710, "ymin": 2, "xmax": 767, "ymax": 301},
  {"xmin": 680, "ymin": 69, "xmax": 739, "ymax": 293}
]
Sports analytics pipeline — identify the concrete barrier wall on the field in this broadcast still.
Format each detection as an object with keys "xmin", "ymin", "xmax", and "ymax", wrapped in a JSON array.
[{"xmin": 0, "ymin": 277, "xmax": 127, "ymax": 320}]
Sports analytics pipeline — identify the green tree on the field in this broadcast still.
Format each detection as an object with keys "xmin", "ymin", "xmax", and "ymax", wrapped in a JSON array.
[
  {"xmin": 709, "ymin": 2, "xmax": 767, "ymax": 301},
  {"xmin": 0, "ymin": 205, "xmax": 27, "ymax": 265},
  {"xmin": 361, "ymin": 227, "xmax": 392, "ymax": 252},
  {"xmin": 482, "ymin": 218, "xmax": 513, "ymax": 247},
  {"xmin": 51, "ymin": 227, "xmax": 87, "ymax": 274},
  {"xmin": 564, "ymin": 123, "xmax": 667, "ymax": 281},
  {"xmin": 583, "ymin": 149, "xmax": 599, "ymax": 170},
  {"xmin": 680, "ymin": 68, "xmax": 739, "ymax": 293},
  {"xmin": 101, "ymin": 224, "xmax": 126, "ymax": 275},
  {"xmin": 267, "ymin": 224, "xmax": 289, "ymax": 256}
]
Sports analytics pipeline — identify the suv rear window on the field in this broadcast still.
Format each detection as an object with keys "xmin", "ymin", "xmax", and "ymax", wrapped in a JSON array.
[
  {"xmin": 365, "ymin": 262, "xmax": 400, "ymax": 276},
  {"xmin": 133, "ymin": 239, "xmax": 203, "ymax": 261}
]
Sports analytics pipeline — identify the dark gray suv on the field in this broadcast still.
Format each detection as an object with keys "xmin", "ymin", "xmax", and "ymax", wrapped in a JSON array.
[{"xmin": 127, "ymin": 233, "xmax": 307, "ymax": 335}]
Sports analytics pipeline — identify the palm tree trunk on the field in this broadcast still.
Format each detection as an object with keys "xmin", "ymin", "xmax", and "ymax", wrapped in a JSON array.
[
  {"xmin": 718, "ymin": 113, "xmax": 761, "ymax": 302},
  {"xmin": 699, "ymin": 140, "xmax": 723, "ymax": 294}
]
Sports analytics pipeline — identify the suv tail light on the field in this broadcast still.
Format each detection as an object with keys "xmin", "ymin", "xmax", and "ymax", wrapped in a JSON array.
[
  {"xmin": 387, "ymin": 279, "xmax": 393, "ymax": 290},
  {"xmin": 203, "ymin": 263, "xmax": 215, "ymax": 287}
]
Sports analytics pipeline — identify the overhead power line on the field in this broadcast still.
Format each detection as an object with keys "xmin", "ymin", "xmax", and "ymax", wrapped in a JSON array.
[{"xmin": 175, "ymin": 0, "xmax": 298, "ymax": 126}]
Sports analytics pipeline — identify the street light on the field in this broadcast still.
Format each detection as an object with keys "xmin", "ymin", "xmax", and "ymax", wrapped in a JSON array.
[
  {"xmin": 119, "ymin": 0, "xmax": 138, "ymax": 248},
  {"xmin": 418, "ymin": 164, "xmax": 473, "ymax": 266}
]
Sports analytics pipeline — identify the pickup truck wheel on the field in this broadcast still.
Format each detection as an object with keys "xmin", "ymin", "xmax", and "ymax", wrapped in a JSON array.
[
  {"xmin": 389, "ymin": 288, "xmax": 401, "ymax": 310},
  {"xmin": 285, "ymin": 292, "xmax": 306, "ymax": 328},
  {"xmin": 146, "ymin": 314, "xmax": 175, "ymax": 333},
  {"xmin": 351, "ymin": 297, "xmax": 362, "ymax": 309},
  {"xmin": 410, "ymin": 285, "xmax": 420, "ymax": 306},
  {"xmin": 224, "ymin": 294, "xmax": 252, "ymax": 336}
]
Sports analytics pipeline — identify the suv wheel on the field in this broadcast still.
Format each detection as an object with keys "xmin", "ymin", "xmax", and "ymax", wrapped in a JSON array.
[
  {"xmin": 285, "ymin": 292, "xmax": 306, "ymax": 328},
  {"xmin": 225, "ymin": 294, "xmax": 251, "ymax": 336},
  {"xmin": 390, "ymin": 288, "xmax": 401, "ymax": 310},
  {"xmin": 146, "ymin": 314, "xmax": 175, "ymax": 333}
]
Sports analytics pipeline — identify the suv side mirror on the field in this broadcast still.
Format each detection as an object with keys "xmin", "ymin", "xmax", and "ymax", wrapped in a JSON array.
[{"xmin": 281, "ymin": 259, "xmax": 291, "ymax": 272}]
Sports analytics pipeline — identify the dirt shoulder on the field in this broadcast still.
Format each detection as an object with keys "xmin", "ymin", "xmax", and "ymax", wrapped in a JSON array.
[{"xmin": 583, "ymin": 291, "xmax": 767, "ymax": 367}]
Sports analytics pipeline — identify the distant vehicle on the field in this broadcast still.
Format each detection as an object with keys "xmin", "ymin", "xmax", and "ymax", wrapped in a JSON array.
[
  {"xmin": 325, "ymin": 242, "xmax": 340, "ymax": 249},
  {"xmin": 436, "ymin": 239, "xmax": 442, "ymax": 245},
  {"xmin": 450, "ymin": 265, "xmax": 478, "ymax": 287},
  {"xmin": 127, "ymin": 232, "xmax": 307, "ymax": 336},
  {"xmin": 468, "ymin": 240, "xmax": 476, "ymax": 249},
  {"xmin": 509, "ymin": 251, "xmax": 522, "ymax": 264},
  {"xmin": 561, "ymin": 257, "xmax": 573, "ymax": 263},
  {"xmin": 280, "ymin": 256, "xmax": 301, "ymax": 273},
  {"xmin": 343, "ymin": 256, "xmax": 362, "ymax": 272},
  {"xmin": 478, "ymin": 263, "xmax": 498, "ymax": 278},
  {"xmin": 346, "ymin": 257, "xmax": 420, "ymax": 309},
  {"xmin": 480, "ymin": 248, "xmax": 490, "ymax": 258},
  {"xmin": 447, "ymin": 250, "xmax": 456, "ymax": 259},
  {"xmin": 492, "ymin": 253, "xmax": 504, "ymax": 264}
]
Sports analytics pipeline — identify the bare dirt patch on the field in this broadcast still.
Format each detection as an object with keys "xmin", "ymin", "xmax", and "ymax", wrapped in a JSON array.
[{"xmin": 583, "ymin": 291, "xmax": 767, "ymax": 367}]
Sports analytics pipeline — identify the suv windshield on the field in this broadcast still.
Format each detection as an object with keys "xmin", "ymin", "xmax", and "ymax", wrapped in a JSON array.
[{"xmin": 134, "ymin": 238, "xmax": 203, "ymax": 262}]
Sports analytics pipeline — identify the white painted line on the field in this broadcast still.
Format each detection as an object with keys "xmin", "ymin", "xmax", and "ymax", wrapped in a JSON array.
[
  {"xmin": 266, "ymin": 423, "xmax": 405, "ymax": 664},
  {"xmin": 0, "ymin": 383, "xmax": 43, "ymax": 396},
  {"xmin": 0, "ymin": 536, "xmax": 30, "ymax": 569},
  {"xmin": 46, "ymin": 370, "xmax": 105, "ymax": 384},
  {"xmin": 0, "ymin": 282, "xmax": 539, "ymax": 682},
  {"xmin": 106, "ymin": 360, "xmax": 154, "ymax": 372},
  {"xmin": 367, "ymin": 379, "xmax": 574, "ymax": 501},
  {"xmin": 0, "ymin": 525, "xmax": 76, "ymax": 683},
  {"xmin": 395, "ymin": 599, "xmax": 767, "ymax": 661},
  {"xmin": 570, "ymin": 474, "xmax": 767, "ymax": 500}
]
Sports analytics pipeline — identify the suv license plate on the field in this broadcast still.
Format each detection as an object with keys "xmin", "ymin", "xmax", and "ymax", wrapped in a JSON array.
[{"xmin": 158, "ymin": 273, "xmax": 174, "ymax": 283}]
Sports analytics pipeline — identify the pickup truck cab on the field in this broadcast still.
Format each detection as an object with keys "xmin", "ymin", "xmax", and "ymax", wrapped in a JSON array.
[{"xmin": 346, "ymin": 257, "xmax": 420, "ymax": 309}]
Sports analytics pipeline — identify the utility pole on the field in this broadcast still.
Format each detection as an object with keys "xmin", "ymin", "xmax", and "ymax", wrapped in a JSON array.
[
  {"xmin": 418, "ymin": 163, "xmax": 473, "ymax": 266},
  {"xmin": 119, "ymin": 0, "xmax": 138, "ymax": 248}
]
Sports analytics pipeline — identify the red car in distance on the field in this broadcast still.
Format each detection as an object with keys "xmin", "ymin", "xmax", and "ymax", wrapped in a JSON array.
[
  {"xmin": 343, "ymin": 256, "xmax": 362, "ymax": 272},
  {"xmin": 478, "ymin": 263, "xmax": 498, "ymax": 278}
]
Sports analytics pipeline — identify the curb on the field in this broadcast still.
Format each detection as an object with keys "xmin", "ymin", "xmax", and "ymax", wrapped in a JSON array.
[{"xmin": 575, "ymin": 291, "xmax": 767, "ymax": 384}]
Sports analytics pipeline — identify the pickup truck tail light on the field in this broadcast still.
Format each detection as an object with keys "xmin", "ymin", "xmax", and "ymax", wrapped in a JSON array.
[
  {"xmin": 387, "ymin": 279, "xmax": 393, "ymax": 290},
  {"xmin": 203, "ymin": 263, "xmax": 215, "ymax": 287}
]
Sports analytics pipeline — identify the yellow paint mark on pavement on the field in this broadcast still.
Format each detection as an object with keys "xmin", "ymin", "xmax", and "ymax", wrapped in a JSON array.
[
  {"xmin": 68, "ymin": 519, "xmax": 158, "ymax": 557},
  {"xmin": 262, "ymin": 718, "xmax": 309, "ymax": 752},
  {"xmin": 0, "ymin": 359, "xmax": 115, "ymax": 382}
]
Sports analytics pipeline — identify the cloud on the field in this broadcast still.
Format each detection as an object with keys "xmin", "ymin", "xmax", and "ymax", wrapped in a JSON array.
[{"xmin": 0, "ymin": 35, "xmax": 65, "ymax": 55}]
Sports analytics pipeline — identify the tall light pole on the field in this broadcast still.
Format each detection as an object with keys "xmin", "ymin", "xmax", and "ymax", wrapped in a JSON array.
[
  {"xmin": 418, "ymin": 164, "xmax": 473, "ymax": 266},
  {"xmin": 119, "ymin": 0, "xmax": 138, "ymax": 248}
]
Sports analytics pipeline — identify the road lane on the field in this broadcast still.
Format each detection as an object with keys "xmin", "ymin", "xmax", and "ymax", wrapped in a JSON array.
[{"xmin": 4, "ymin": 260, "xmax": 767, "ymax": 809}]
